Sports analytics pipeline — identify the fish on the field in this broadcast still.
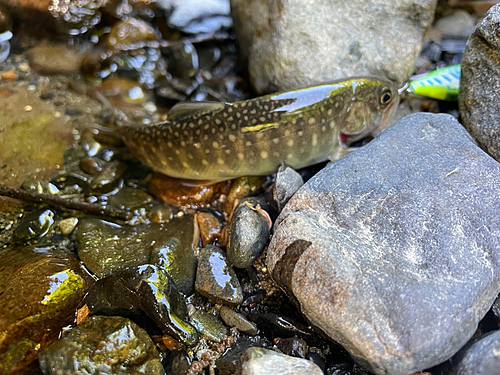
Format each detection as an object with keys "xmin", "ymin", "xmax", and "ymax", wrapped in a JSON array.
[
  {"xmin": 407, "ymin": 64, "xmax": 461, "ymax": 101},
  {"xmin": 120, "ymin": 77, "xmax": 399, "ymax": 181}
]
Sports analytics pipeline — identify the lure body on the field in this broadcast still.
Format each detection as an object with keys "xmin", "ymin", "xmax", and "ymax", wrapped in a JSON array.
[
  {"xmin": 408, "ymin": 64, "xmax": 461, "ymax": 101},
  {"xmin": 121, "ymin": 77, "xmax": 399, "ymax": 181}
]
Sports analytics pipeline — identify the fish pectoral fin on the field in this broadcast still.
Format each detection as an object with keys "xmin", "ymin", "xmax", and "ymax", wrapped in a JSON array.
[
  {"xmin": 168, "ymin": 101, "xmax": 226, "ymax": 121},
  {"xmin": 328, "ymin": 146, "xmax": 357, "ymax": 162}
]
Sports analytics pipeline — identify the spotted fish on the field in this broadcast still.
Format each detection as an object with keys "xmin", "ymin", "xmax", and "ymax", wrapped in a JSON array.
[{"xmin": 121, "ymin": 77, "xmax": 399, "ymax": 181}]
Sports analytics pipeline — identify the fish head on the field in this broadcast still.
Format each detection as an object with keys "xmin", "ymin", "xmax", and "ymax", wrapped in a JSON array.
[{"xmin": 338, "ymin": 79, "xmax": 399, "ymax": 145}]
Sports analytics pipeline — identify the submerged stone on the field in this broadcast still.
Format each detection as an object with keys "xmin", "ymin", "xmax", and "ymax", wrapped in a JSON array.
[
  {"xmin": 39, "ymin": 315, "xmax": 164, "ymax": 375},
  {"xmin": 77, "ymin": 215, "xmax": 198, "ymax": 294},
  {"xmin": 85, "ymin": 264, "xmax": 199, "ymax": 346},
  {"xmin": 0, "ymin": 246, "xmax": 92, "ymax": 374},
  {"xmin": 267, "ymin": 113, "xmax": 500, "ymax": 374}
]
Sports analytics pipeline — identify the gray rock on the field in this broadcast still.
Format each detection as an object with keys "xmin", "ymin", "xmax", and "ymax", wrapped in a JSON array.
[
  {"xmin": 450, "ymin": 330, "xmax": 500, "ymax": 375},
  {"xmin": 267, "ymin": 113, "xmax": 500, "ymax": 375},
  {"xmin": 226, "ymin": 197, "xmax": 271, "ymax": 268},
  {"xmin": 459, "ymin": 4, "xmax": 500, "ymax": 161},
  {"xmin": 230, "ymin": 0, "xmax": 437, "ymax": 94},
  {"xmin": 435, "ymin": 10, "xmax": 475, "ymax": 38},
  {"xmin": 272, "ymin": 164, "xmax": 304, "ymax": 212},
  {"xmin": 195, "ymin": 245, "xmax": 243, "ymax": 305},
  {"xmin": 39, "ymin": 316, "xmax": 164, "ymax": 375},
  {"xmin": 219, "ymin": 305, "xmax": 259, "ymax": 335},
  {"xmin": 240, "ymin": 347, "xmax": 323, "ymax": 375}
]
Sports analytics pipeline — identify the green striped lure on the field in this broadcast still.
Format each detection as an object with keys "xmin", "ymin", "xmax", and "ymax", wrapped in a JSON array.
[{"xmin": 407, "ymin": 64, "xmax": 461, "ymax": 101}]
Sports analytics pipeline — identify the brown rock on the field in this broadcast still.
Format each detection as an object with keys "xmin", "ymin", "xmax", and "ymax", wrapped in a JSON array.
[
  {"xmin": 196, "ymin": 211, "xmax": 221, "ymax": 246},
  {"xmin": 28, "ymin": 43, "xmax": 85, "ymax": 75},
  {"xmin": 0, "ymin": 246, "xmax": 93, "ymax": 374},
  {"xmin": 149, "ymin": 172, "xmax": 230, "ymax": 209}
]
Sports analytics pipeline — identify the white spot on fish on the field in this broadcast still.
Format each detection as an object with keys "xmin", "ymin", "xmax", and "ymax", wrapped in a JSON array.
[
  {"xmin": 217, "ymin": 158, "xmax": 225, "ymax": 165},
  {"xmin": 312, "ymin": 133, "xmax": 318, "ymax": 146},
  {"xmin": 287, "ymin": 139, "xmax": 294, "ymax": 147},
  {"xmin": 238, "ymin": 153, "xmax": 244, "ymax": 160},
  {"xmin": 212, "ymin": 141, "xmax": 219, "ymax": 148},
  {"xmin": 308, "ymin": 118, "xmax": 316, "ymax": 125},
  {"xmin": 202, "ymin": 159, "xmax": 209, "ymax": 165},
  {"xmin": 229, "ymin": 134, "xmax": 236, "ymax": 142},
  {"xmin": 260, "ymin": 151, "xmax": 268, "ymax": 159}
]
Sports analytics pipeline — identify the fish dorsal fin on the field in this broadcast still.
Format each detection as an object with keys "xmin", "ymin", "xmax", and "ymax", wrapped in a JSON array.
[{"xmin": 168, "ymin": 101, "xmax": 226, "ymax": 121}]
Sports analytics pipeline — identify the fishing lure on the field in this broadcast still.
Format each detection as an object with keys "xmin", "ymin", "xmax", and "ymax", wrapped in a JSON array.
[{"xmin": 407, "ymin": 64, "xmax": 461, "ymax": 101}]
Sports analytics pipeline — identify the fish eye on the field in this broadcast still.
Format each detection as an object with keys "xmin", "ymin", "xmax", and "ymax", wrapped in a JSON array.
[{"xmin": 380, "ymin": 89, "xmax": 392, "ymax": 105}]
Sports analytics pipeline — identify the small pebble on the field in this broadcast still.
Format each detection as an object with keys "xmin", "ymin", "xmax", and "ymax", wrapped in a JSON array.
[
  {"xmin": 58, "ymin": 218, "xmax": 79, "ymax": 235},
  {"xmin": 196, "ymin": 211, "xmax": 221, "ymax": 246},
  {"xmin": 0, "ymin": 69, "xmax": 17, "ymax": 81}
]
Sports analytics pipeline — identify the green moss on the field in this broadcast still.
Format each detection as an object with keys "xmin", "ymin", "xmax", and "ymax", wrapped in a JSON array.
[
  {"xmin": 41, "ymin": 269, "xmax": 85, "ymax": 307},
  {"xmin": 0, "ymin": 339, "xmax": 38, "ymax": 371}
]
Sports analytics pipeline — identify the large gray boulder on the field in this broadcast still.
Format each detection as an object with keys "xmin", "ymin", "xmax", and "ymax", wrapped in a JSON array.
[
  {"xmin": 230, "ymin": 0, "xmax": 437, "ymax": 94},
  {"xmin": 459, "ymin": 3, "xmax": 500, "ymax": 162},
  {"xmin": 267, "ymin": 113, "xmax": 500, "ymax": 374}
]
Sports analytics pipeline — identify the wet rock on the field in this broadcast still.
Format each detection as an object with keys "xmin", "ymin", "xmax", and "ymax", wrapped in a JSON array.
[
  {"xmin": 230, "ymin": 0, "xmax": 437, "ymax": 94},
  {"xmin": 459, "ymin": 3, "xmax": 500, "ymax": 161},
  {"xmin": 196, "ymin": 211, "xmax": 221, "ymax": 246},
  {"xmin": 77, "ymin": 215, "xmax": 198, "ymax": 294},
  {"xmin": 188, "ymin": 305, "xmax": 228, "ymax": 343},
  {"xmin": 450, "ymin": 330, "xmax": 500, "ymax": 375},
  {"xmin": 21, "ymin": 178, "xmax": 60, "ymax": 195},
  {"xmin": 0, "ymin": 246, "xmax": 92, "ymax": 374},
  {"xmin": 12, "ymin": 209, "xmax": 54, "ymax": 243},
  {"xmin": 78, "ymin": 157, "xmax": 103, "ymax": 175},
  {"xmin": 159, "ymin": 0, "xmax": 232, "ymax": 34},
  {"xmin": 195, "ymin": 245, "xmax": 243, "ymax": 306},
  {"xmin": 108, "ymin": 186, "xmax": 153, "ymax": 210},
  {"xmin": 222, "ymin": 176, "xmax": 266, "ymax": 214},
  {"xmin": 215, "ymin": 337, "xmax": 262, "ymax": 375},
  {"xmin": 267, "ymin": 113, "xmax": 500, "ymax": 374},
  {"xmin": 226, "ymin": 197, "xmax": 271, "ymax": 268},
  {"xmin": 28, "ymin": 44, "xmax": 85, "ymax": 75},
  {"xmin": 58, "ymin": 218, "xmax": 78, "ymax": 235},
  {"xmin": 274, "ymin": 337, "xmax": 307, "ymax": 358},
  {"xmin": 219, "ymin": 305, "xmax": 259, "ymax": 335},
  {"xmin": 435, "ymin": 10, "xmax": 475, "ymax": 38},
  {"xmin": 85, "ymin": 264, "xmax": 199, "ymax": 346},
  {"xmin": 167, "ymin": 42, "xmax": 199, "ymax": 79},
  {"xmin": 240, "ymin": 347, "xmax": 324, "ymax": 375},
  {"xmin": 149, "ymin": 172, "xmax": 230, "ymax": 209},
  {"xmin": 39, "ymin": 315, "xmax": 164, "ymax": 375},
  {"xmin": 87, "ymin": 160, "xmax": 126, "ymax": 193},
  {"xmin": 272, "ymin": 164, "xmax": 303, "ymax": 212},
  {"xmin": 106, "ymin": 18, "xmax": 159, "ymax": 51},
  {"xmin": 0, "ymin": 84, "xmax": 76, "ymax": 187}
]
